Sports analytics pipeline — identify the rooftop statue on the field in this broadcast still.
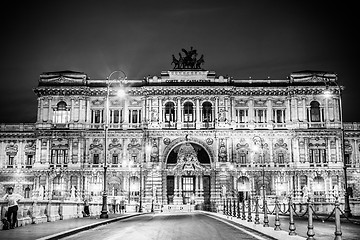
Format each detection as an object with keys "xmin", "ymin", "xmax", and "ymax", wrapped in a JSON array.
[{"xmin": 171, "ymin": 47, "xmax": 205, "ymax": 70}]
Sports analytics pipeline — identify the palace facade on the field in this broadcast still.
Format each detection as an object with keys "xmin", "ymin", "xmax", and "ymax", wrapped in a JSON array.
[{"xmin": 1, "ymin": 65, "xmax": 360, "ymax": 209}]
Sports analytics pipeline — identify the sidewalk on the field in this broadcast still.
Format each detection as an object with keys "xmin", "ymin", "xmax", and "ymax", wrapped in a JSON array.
[
  {"xmin": 203, "ymin": 211, "xmax": 360, "ymax": 240},
  {"xmin": 0, "ymin": 213, "xmax": 142, "ymax": 240}
]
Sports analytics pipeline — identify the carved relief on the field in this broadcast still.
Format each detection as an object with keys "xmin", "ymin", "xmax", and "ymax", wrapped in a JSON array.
[
  {"xmin": 24, "ymin": 141, "xmax": 36, "ymax": 154},
  {"xmin": 163, "ymin": 138, "xmax": 171, "ymax": 145},
  {"xmin": 234, "ymin": 139, "xmax": 249, "ymax": 164},
  {"xmin": 89, "ymin": 138, "xmax": 103, "ymax": 151},
  {"xmin": 150, "ymin": 139, "xmax": 159, "ymax": 162},
  {"xmin": 6, "ymin": 142, "xmax": 18, "ymax": 156},
  {"xmin": 273, "ymin": 138, "xmax": 289, "ymax": 164},
  {"xmin": 218, "ymin": 139, "xmax": 227, "ymax": 162},
  {"xmin": 127, "ymin": 139, "xmax": 141, "ymax": 163},
  {"xmin": 206, "ymin": 138, "xmax": 213, "ymax": 145}
]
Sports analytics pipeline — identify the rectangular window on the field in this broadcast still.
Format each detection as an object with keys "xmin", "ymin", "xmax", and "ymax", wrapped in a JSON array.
[
  {"xmin": 26, "ymin": 155, "xmax": 33, "ymax": 165},
  {"xmin": 8, "ymin": 156, "xmax": 14, "ymax": 165},
  {"xmin": 274, "ymin": 109, "xmax": 285, "ymax": 123},
  {"xmin": 182, "ymin": 177, "xmax": 194, "ymax": 191},
  {"xmin": 93, "ymin": 154, "xmax": 100, "ymax": 164},
  {"xmin": 112, "ymin": 154, "xmax": 118, "ymax": 164},
  {"xmin": 240, "ymin": 153, "xmax": 247, "ymax": 164},
  {"xmin": 278, "ymin": 153, "xmax": 284, "ymax": 164},
  {"xmin": 344, "ymin": 153, "xmax": 350, "ymax": 165},
  {"xmin": 236, "ymin": 109, "xmax": 248, "ymax": 123},
  {"xmin": 255, "ymin": 109, "xmax": 266, "ymax": 123},
  {"xmin": 94, "ymin": 110, "xmax": 101, "ymax": 123},
  {"xmin": 129, "ymin": 109, "xmax": 141, "ymax": 124}
]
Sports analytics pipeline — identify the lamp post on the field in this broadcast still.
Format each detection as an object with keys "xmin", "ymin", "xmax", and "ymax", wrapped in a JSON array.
[
  {"xmin": 252, "ymin": 136, "xmax": 268, "ymax": 225},
  {"xmin": 324, "ymin": 79, "xmax": 351, "ymax": 217},
  {"xmin": 100, "ymin": 70, "xmax": 127, "ymax": 219},
  {"xmin": 140, "ymin": 135, "xmax": 152, "ymax": 213}
]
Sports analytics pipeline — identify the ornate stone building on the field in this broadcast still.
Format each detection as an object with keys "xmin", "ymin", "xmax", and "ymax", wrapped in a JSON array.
[{"xmin": 1, "ymin": 57, "xmax": 360, "ymax": 210}]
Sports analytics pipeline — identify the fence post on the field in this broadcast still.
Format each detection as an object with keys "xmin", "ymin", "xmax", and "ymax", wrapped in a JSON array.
[
  {"xmin": 288, "ymin": 196, "xmax": 296, "ymax": 236},
  {"xmin": 242, "ymin": 198, "xmax": 246, "ymax": 220},
  {"xmin": 237, "ymin": 197, "xmax": 240, "ymax": 218},
  {"xmin": 226, "ymin": 198, "xmax": 228, "ymax": 216},
  {"xmin": 306, "ymin": 197, "xmax": 315, "ymax": 240},
  {"xmin": 334, "ymin": 197, "xmax": 342, "ymax": 240},
  {"xmin": 255, "ymin": 196, "xmax": 260, "ymax": 224},
  {"xmin": 247, "ymin": 196, "xmax": 252, "ymax": 222},
  {"xmin": 233, "ymin": 199, "xmax": 236, "ymax": 217},
  {"xmin": 223, "ymin": 199, "xmax": 226, "ymax": 215},
  {"xmin": 263, "ymin": 199, "xmax": 269, "ymax": 227},
  {"xmin": 229, "ymin": 198, "xmax": 232, "ymax": 216},
  {"xmin": 274, "ymin": 196, "xmax": 281, "ymax": 230}
]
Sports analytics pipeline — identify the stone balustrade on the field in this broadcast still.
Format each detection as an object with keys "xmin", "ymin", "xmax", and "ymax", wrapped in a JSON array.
[{"xmin": 0, "ymin": 200, "xmax": 107, "ymax": 230}]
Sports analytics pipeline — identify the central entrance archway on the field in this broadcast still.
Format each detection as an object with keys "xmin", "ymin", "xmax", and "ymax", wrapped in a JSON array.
[{"xmin": 165, "ymin": 141, "xmax": 211, "ymax": 206}]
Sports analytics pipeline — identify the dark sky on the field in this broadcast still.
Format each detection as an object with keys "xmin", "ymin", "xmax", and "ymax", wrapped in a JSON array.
[{"xmin": 0, "ymin": 1, "xmax": 358, "ymax": 123}]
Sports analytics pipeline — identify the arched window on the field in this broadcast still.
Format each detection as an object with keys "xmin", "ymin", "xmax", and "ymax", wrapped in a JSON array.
[
  {"xmin": 183, "ymin": 102, "xmax": 194, "ymax": 122},
  {"xmin": 310, "ymin": 101, "xmax": 320, "ymax": 122},
  {"xmin": 202, "ymin": 102, "xmax": 212, "ymax": 122},
  {"xmin": 54, "ymin": 101, "xmax": 69, "ymax": 124},
  {"xmin": 24, "ymin": 186, "xmax": 31, "ymax": 198},
  {"xmin": 165, "ymin": 102, "xmax": 176, "ymax": 122}
]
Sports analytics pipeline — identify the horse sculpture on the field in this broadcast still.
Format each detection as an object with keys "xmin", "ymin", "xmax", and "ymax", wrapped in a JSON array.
[{"xmin": 171, "ymin": 47, "xmax": 205, "ymax": 69}]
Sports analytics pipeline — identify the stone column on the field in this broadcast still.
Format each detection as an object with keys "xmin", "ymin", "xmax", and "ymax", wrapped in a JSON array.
[
  {"xmin": 201, "ymin": 175, "xmax": 204, "ymax": 197},
  {"xmin": 70, "ymin": 98, "xmax": 74, "ymax": 122},
  {"xmin": 158, "ymin": 98, "xmax": 163, "ymax": 124},
  {"xmin": 124, "ymin": 99, "xmax": 129, "ymax": 129},
  {"xmin": 177, "ymin": 98, "xmax": 181, "ymax": 129},
  {"xmin": 248, "ymin": 98, "xmax": 254, "ymax": 123},
  {"xmin": 215, "ymin": 97, "xmax": 219, "ymax": 122},
  {"xmin": 266, "ymin": 98, "xmax": 272, "ymax": 123},
  {"xmin": 196, "ymin": 98, "xmax": 201, "ymax": 129},
  {"xmin": 142, "ymin": 97, "xmax": 146, "ymax": 124},
  {"xmin": 302, "ymin": 98, "xmax": 307, "ymax": 122},
  {"xmin": 48, "ymin": 98, "xmax": 52, "ymax": 122},
  {"xmin": 286, "ymin": 98, "xmax": 291, "ymax": 122}
]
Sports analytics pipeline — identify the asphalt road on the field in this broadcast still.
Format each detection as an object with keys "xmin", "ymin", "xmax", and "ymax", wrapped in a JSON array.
[{"xmin": 62, "ymin": 212, "xmax": 272, "ymax": 240}]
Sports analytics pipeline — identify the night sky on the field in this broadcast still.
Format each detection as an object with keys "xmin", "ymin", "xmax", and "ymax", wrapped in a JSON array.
[{"xmin": 0, "ymin": 1, "xmax": 358, "ymax": 123}]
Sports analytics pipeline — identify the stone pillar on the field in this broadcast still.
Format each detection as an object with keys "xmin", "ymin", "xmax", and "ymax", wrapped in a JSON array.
[
  {"xmin": 142, "ymin": 97, "xmax": 146, "ymax": 124},
  {"xmin": 214, "ymin": 97, "xmax": 219, "ymax": 122},
  {"xmin": 286, "ymin": 97, "xmax": 291, "ymax": 122},
  {"xmin": 177, "ymin": 98, "xmax": 181, "ymax": 129},
  {"xmin": 48, "ymin": 98, "xmax": 52, "ymax": 122},
  {"xmin": 196, "ymin": 98, "xmax": 201, "ymax": 129},
  {"xmin": 158, "ymin": 98, "xmax": 163, "ymax": 124},
  {"xmin": 70, "ymin": 98, "xmax": 74, "ymax": 122},
  {"xmin": 124, "ymin": 99, "xmax": 129, "ymax": 129},
  {"xmin": 266, "ymin": 98, "xmax": 272, "ymax": 123},
  {"xmin": 248, "ymin": 98, "xmax": 254, "ymax": 123},
  {"xmin": 302, "ymin": 98, "xmax": 307, "ymax": 122},
  {"xmin": 293, "ymin": 97, "xmax": 298, "ymax": 122}
]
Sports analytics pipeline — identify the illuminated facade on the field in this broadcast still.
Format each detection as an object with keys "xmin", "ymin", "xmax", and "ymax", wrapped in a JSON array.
[{"xmin": 1, "ymin": 67, "xmax": 360, "ymax": 209}]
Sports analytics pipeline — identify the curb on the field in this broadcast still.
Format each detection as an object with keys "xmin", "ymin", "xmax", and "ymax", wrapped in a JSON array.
[
  {"xmin": 198, "ymin": 211, "xmax": 306, "ymax": 240},
  {"xmin": 37, "ymin": 213, "xmax": 145, "ymax": 240}
]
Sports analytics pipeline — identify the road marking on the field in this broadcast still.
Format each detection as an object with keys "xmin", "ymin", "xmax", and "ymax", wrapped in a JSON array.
[{"xmin": 205, "ymin": 214, "xmax": 268, "ymax": 240}]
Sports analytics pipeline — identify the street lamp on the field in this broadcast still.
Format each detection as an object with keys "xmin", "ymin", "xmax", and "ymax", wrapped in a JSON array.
[
  {"xmin": 151, "ymin": 165, "xmax": 160, "ymax": 213},
  {"xmin": 323, "ymin": 80, "xmax": 351, "ymax": 217},
  {"xmin": 252, "ymin": 136, "xmax": 269, "ymax": 226},
  {"xmin": 100, "ymin": 70, "xmax": 127, "ymax": 219},
  {"xmin": 139, "ymin": 139, "xmax": 152, "ymax": 213}
]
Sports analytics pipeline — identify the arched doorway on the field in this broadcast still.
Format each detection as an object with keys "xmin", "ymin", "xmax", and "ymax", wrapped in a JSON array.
[
  {"xmin": 165, "ymin": 141, "xmax": 211, "ymax": 205},
  {"xmin": 237, "ymin": 176, "xmax": 251, "ymax": 201}
]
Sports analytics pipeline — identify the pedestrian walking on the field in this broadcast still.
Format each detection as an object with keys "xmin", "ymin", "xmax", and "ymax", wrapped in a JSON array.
[
  {"xmin": 2, "ymin": 187, "xmax": 22, "ymax": 229},
  {"xmin": 83, "ymin": 199, "xmax": 90, "ymax": 217},
  {"xmin": 120, "ymin": 200, "xmax": 125, "ymax": 214}
]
